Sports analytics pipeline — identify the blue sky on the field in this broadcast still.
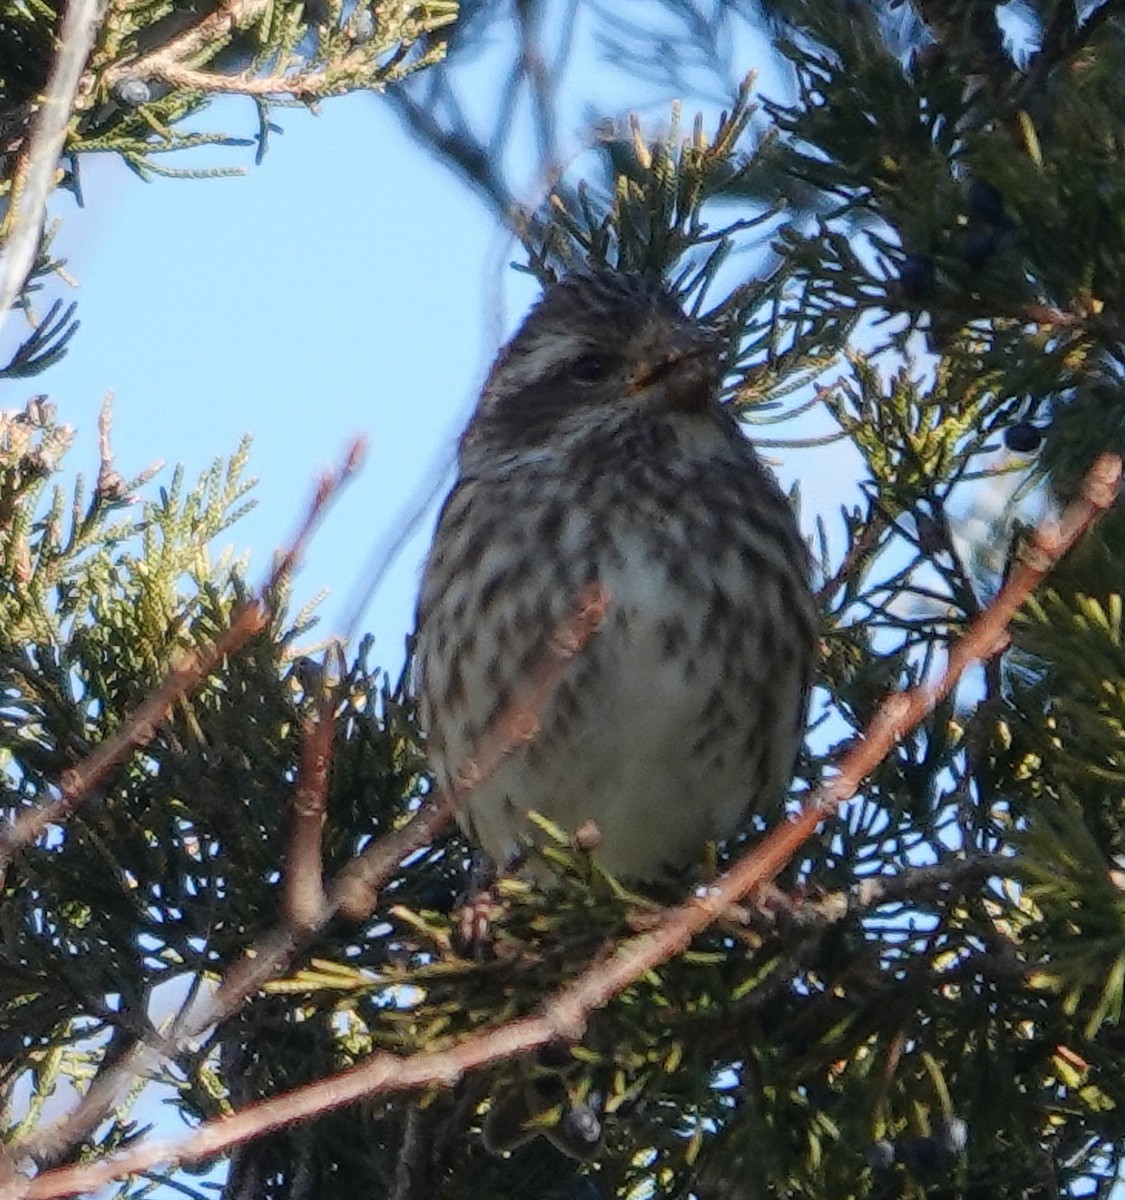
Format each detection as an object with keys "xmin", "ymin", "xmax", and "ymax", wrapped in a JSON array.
[{"xmin": 8, "ymin": 89, "xmax": 522, "ymax": 673}]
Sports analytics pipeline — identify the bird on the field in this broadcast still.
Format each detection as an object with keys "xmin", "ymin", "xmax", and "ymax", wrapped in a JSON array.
[
  {"xmin": 413, "ymin": 268, "xmax": 817, "ymax": 1157},
  {"xmin": 415, "ymin": 267, "xmax": 816, "ymax": 886}
]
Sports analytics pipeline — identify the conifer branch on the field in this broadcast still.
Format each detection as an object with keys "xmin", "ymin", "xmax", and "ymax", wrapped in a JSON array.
[
  {"xmin": 11, "ymin": 456, "xmax": 1120, "ymax": 1200},
  {"xmin": 7, "ymin": 581, "xmax": 610, "ymax": 1173},
  {"xmin": 0, "ymin": 439, "xmax": 365, "ymax": 893},
  {"xmin": 1022, "ymin": 0, "xmax": 1125, "ymax": 98},
  {"xmin": 3, "ymin": 442, "xmax": 365, "ymax": 1164},
  {"xmin": 816, "ymin": 510, "xmax": 887, "ymax": 605},
  {"xmin": 802, "ymin": 453, "xmax": 1122, "ymax": 825},
  {"xmin": 99, "ymin": 0, "xmax": 272, "ymax": 91},
  {"xmin": 0, "ymin": 602, "xmax": 268, "ymax": 890},
  {"xmin": 98, "ymin": 1, "xmax": 456, "ymax": 101}
]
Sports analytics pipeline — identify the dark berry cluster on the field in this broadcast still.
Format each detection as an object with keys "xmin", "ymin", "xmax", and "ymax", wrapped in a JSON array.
[{"xmin": 866, "ymin": 1117, "xmax": 969, "ymax": 1177}]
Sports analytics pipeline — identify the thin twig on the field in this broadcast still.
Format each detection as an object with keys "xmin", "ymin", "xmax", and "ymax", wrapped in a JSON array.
[
  {"xmin": 267, "ymin": 437, "xmax": 367, "ymax": 593},
  {"xmin": 815, "ymin": 511, "xmax": 886, "ymax": 605},
  {"xmin": 809, "ymin": 453, "xmax": 1120, "ymax": 819},
  {"xmin": 12, "ymin": 456, "xmax": 1118, "ymax": 1200},
  {"xmin": 752, "ymin": 852, "xmax": 1011, "ymax": 931},
  {"xmin": 0, "ymin": 0, "xmax": 103, "ymax": 345},
  {"xmin": 94, "ymin": 392, "xmax": 128, "ymax": 502},
  {"xmin": 283, "ymin": 696, "xmax": 336, "ymax": 932},
  {"xmin": 146, "ymin": 63, "xmax": 357, "ymax": 99},
  {"xmin": 515, "ymin": 0, "xmax": 557, "ymax": 173}
]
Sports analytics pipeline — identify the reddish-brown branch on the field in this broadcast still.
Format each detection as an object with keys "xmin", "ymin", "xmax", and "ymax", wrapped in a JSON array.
[
  {"xmin": 283, "ymin": 697, "xmax": 336, "ymax": 932},
  {"xmin": 267, "ymin": 438, "xmax": 367, "ymax": 594},
  {"xmin": 819, "ymin": 450, "xmax": 1122, "ymax": 802},
  {"xmin": 9, "ymin": 457, "xmax": 1119, "ymax": 1200}
]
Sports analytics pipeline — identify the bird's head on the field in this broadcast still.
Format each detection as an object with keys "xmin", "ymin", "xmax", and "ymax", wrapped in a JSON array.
[{"xmin": 463, "ymin": 270, "xmax": 726, "ymax": 459}]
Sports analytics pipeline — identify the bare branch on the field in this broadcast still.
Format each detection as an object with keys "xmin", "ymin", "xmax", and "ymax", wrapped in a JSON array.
[
  {"xmin": 145, "ymin": 62, "xmax": 364, "ymax": 99},
  {"xmin": 283, "ymin": 698, "xmax": 336, "ymax": 932},
  {"xmin": 267, "ymin": 437, "xmax": 367, "ymax": 594},
  {"xmin": 750, "ymin": 852, "xmax": 1011, "ymax": 934},
  {"xmin": 0, "ymin": 0, "xmax": 103, "ymax": 343}
]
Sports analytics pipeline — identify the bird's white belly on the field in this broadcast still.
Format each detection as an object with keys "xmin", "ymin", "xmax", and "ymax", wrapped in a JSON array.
[{"xmin": 462, "ymin": 555, "xmax": 758, "ymax": 881}]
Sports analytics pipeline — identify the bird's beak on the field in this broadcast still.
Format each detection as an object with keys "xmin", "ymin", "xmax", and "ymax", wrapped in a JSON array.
[{"xmin": 628, "ymin": 324, "xmax": 721, "ymax": 412}]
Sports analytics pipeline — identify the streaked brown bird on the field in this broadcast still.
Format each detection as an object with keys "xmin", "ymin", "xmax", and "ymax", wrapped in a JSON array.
[
  {"xmin": 414, "ymin": 269, "xmax": 817, "ymax": 1155},
  {"xmin": 417, "ymin": 268, "xmax": 815, "ymax": 881}
]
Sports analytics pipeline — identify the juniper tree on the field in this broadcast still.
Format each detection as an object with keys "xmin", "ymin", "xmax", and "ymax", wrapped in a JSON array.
[{"xmin": 4, "ymin": 4, "xmax": 1125, "ymax": 1200}]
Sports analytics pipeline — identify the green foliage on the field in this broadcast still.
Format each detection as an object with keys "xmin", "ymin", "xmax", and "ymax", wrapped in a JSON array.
[
  {"xmin": 0, "ymin": 399, "xmax": 432, "ymax": 1193},
  {"xmin": 1, "ymin": 0, "xmax": 456, "ymax": 181},
  {"xmin": 7, "ymin": 4, "xmax": 1125, "ymax": 1200}
]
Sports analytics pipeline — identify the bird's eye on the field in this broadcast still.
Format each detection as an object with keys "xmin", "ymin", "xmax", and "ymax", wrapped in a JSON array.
[{"xmin": 568, "ymin": 354, "xmax": 616, "ymax": 384}]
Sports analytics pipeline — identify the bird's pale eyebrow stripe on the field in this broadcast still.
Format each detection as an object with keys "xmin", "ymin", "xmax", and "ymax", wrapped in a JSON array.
[{"xmin": 492, "ymin": 331, "xmax": 589, "ymax": 393}]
